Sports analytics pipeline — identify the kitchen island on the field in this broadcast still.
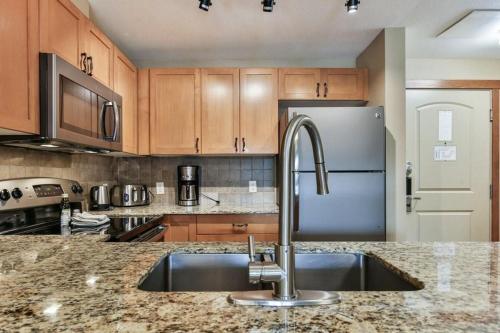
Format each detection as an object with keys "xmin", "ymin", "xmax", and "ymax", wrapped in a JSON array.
[{"xmin": 0, "ymin": 237, "xmax": 497, "ymax": 332}]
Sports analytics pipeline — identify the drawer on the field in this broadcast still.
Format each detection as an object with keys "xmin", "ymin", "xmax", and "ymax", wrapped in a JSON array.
[
  {"xmin": 197, "ymin": 223, "xmax": 278, "ymax": 235},
  {"xmin": 196, "ymin": 233, "xmax": 278, "ymax": 242},
  {"xmin": 196, "ymin": 214, "xmax": 278, "ymax": 225}
]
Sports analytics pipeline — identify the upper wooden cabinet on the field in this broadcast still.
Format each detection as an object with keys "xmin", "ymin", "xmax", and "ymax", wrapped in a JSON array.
[
  {"xmin": 278, "ymin": 68, "xmax": 322, "ymax": 100},
  {"xmin": 240, "ymin": 68, "xmax": 279, "ymax": 154},
  {"xmin": 278, "ymin": 68, "xmax": 368, "ymax": 101},
  {"xmin": 86, "ymin": 22, "xmax": 114, "ymax": 88},
  {"xmin": 321, "ymin": 68, "xmax": 368, "ymax": 100},
  {"xmin": 40, "ymin": 0, "xmax": 87, "ymax": 70},
  {"xmin": 149, "ymin": 68, "xmax": 201, "ymax": 155},
  {"xmin": 201, "ymin": 68, "xmax": 240, "ymax": 154},
  {"xmin": 0, "ymin": 0, "xmax": 40, "ymax": 134},
  {"xmin": 113, "ymin": 47, "xmax": 137, "ymax": 154}
]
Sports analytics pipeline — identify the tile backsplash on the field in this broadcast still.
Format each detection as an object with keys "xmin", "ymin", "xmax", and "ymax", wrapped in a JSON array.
[
  {"xmin": 116, "ymin": 156, "xmax": 277, "ymax": 205},
  {"xmin": 0, "ymin": 146, "xmax": 277, "ymax": 205}
]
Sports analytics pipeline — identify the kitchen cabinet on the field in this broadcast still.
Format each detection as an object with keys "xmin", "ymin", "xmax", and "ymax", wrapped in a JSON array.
[
  {"xmin": 149, "ymin": 68, "xmax": 201, "ymax": 155},
  {"xmin": 163, "ymin": 216, "xmax": 197, "ymax": 242},
  {"xmin": 278, "ymin": 68, "xmax": 368, "ymax": 101},
  {"xmin": 278, "ymin": 68, "xmax": 322, "ymax": 100},
  {"xmin": 321, "ymin": 68, "xmax": 368, "ymax": 100},
  {"xmin": 240, "ymin": 68, "xmax": 279, "ymax": 154},
  {"xmin": 137, "ymin": 69, "xmax": 151, "ymax": 155},
  {"xmin": 40, "ymin": 0, "xmax": 87, "ymax": 70},
  {"xmin": 201, "ymin": 68, "xmax": 240, "ymax": 154},
  {"xmin": 196, "ymin": 214, "xmax": 278, "ymax": 242},
  {"xmin": 86, "ymin": 22, "xmax": 114, "ymax": 88},
  {"xmin": 113, "ymin": 47, "xmax": 137, "ymax": 154},
  {"xmin": 0, "ymin": 0, "xmax": 39, "ymax": 134}
]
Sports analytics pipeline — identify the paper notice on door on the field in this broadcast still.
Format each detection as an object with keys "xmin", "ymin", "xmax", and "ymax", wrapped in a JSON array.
[
  {"xmin": 434, "ymin": 145, "xmax": 457, "ymax": 161},
  {"xmin": 438, "ymin": 111, "xmax": 453, "ymax": 141}
]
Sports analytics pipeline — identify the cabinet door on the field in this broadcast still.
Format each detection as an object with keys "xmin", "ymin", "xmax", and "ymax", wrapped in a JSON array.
[
  {"xmin": 150, "ymin": 69, "xmax": 201, "ymax": 154},
  {"xmin": 321, "ymin": 68, "xmax": 368, "ymax": 101},
  {"xmin": 0, "ymin": 0, "xmax": 39, "ymax": 134},
  {"xmin": 86, "ymin": 22, "xmax": 114, "ymax": 88},
  {"xmin": 40, "ymin": 0, "xmax": 86, "ymax": 70},
  {"xmin": 113, "ymin": 47, "xmax": 137, "ymax": 154},
  {"xmin": 163, "ymin": 216, "xmax": 196, "ymax": 242},
  {"xmin": 278, "ymin": 68, "xmax": 321, "ymax": 100},
  {"xmin": 240, "ymin": 68, "xmax": 278, "ymax": 154},
  {"xmin": 201, "ymin": 68, "xmax": 240, "ymax": 154}
]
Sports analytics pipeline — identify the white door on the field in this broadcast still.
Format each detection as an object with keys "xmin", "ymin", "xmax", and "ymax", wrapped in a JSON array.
[{"xmin": 406, "ymin": 90, "xmax": 491, "ymax": 241}]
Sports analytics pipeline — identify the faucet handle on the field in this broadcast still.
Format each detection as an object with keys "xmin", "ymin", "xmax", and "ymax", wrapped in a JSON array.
[{"xmin": 248, "ymin": 235, "xmax": 256, "ymax": 263}]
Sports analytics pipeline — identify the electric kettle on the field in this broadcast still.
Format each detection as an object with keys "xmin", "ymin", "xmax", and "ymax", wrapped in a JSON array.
[{"xmin": 89, "ymin": 184, "xmax": 111, "ymax": 210}]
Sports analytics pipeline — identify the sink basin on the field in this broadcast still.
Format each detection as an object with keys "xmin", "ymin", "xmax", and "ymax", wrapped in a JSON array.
[{"xmin": 138, "ymin": 253, "xmax": 422, "ymax": 292}]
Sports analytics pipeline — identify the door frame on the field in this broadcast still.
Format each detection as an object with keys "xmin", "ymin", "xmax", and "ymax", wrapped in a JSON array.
[{"xmin": 406, "ymin": 80, "xmax": 500, "ymax": 241}]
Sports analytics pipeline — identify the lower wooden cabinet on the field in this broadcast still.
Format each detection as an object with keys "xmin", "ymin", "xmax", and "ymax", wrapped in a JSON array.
[{"xmin": 162, "ymin": 214, "xmax": 278, "ymax": 242}]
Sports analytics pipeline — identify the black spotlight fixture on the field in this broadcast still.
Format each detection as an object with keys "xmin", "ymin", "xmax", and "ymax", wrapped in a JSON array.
[
  {"xmin": 199, "ymin": 0, "xmax": 212, "ymax": 11},
  {"xmin": 262, "ymin": 0, "xmax": 276, "ymax": 12},
  {"xmin": 345, "ymin": 0, "xmax": 360, "ymax": 14}
]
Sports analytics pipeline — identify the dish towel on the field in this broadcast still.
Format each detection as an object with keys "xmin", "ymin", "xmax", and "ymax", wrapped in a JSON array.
[{"xmin": 71, "ymin": 212, "xmax": 110, "ymax": 227}]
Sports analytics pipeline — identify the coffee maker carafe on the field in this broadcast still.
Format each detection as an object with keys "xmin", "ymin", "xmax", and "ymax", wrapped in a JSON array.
[{"xmin": 177, "ymin": 166, "xmax": 200, "ymax": 206}]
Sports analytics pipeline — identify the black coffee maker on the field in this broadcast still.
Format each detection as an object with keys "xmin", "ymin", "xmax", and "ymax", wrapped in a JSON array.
[{"xmin": 177, "ymin": 165, "xmax": 200, "ymax": 206}]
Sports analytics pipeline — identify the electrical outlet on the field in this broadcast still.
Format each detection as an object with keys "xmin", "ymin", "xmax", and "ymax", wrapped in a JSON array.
[
  {"xmin": 249, "ymin": 181, "xmax": 257, "ymax": 193},
  {"xmin": 156, "ymin": 182, "xmax": 165, "ymax": 195}
]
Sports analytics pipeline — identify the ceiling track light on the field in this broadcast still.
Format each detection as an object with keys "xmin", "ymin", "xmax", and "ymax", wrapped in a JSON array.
[
  {"xmin": 345, "ymin": 0, "xmax": 360, "ymax": 14},
  {"xmin": 262, "ymin": 0, "xmax": 276, "ymax": 13},
  {"xmin": 198, "ymin": 0, "xmax": 212, "ymax": 11}
]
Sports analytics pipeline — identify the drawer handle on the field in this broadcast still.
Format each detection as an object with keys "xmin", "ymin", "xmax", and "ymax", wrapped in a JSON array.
[{"xmin": 233, "ymin": 224, "xmax": 248, "ymax": 231}]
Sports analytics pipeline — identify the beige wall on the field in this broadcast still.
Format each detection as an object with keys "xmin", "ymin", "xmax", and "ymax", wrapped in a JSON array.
[
  {"xmin": 407, "ymin": 58, "xmax": 500, "ymax": 80},
  {"xmin": 357, "ymin": 28, "xmax": 406, "ymax": 241},
  {"xmin": 70, "ymin": 0, "xmax": 89, "ymax": 17}
]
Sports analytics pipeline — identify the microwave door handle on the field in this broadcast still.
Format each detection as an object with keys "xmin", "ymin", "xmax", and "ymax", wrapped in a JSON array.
[
  {"xmin": 100, "ymin": 102, "xmax": 112, "ymax": 140},
  {"xmin": 111, "ymin": 101, "xmax": 120, "ymax": 141}
]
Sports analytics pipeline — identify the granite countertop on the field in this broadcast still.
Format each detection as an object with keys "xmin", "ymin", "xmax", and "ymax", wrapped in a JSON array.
[
  {"xmin": 91, "ymin": 202, "xmax": 279, "ymax": 217},
  {"xmin": 0, "ymin": 237, "xmax": 498, "ymax": 332}
]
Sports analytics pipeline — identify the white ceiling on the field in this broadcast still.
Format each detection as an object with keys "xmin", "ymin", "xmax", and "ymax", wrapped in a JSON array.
[{"xmin": 88, "ymin": 0, "xmax": 500, "ymax": 67}]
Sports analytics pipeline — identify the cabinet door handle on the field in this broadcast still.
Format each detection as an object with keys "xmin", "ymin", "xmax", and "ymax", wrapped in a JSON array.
[
  {"xmin": 86, "ymin": 56, "xmax": 93, "ymax": 76},
  {"xmin": 316, "ymin": 82, "xmax": 320, "ymax": 97},
  {"xmin": 324, "ymin": 82, "xmax": 328, "ymax": 98},
  {"xmin": 195, "ymin": 138, "xmax": 200, "ymax": 153},
  {"xmin": 242, "ymin": 138, "xmax": 246, "ymax": 152},
  {"xmin": 234, "ymin": 137, "xmax": 238, "ymax": 152},
  {"xmin": 80, "ymin": 53, "xmax": 87, "ymax": 73}
]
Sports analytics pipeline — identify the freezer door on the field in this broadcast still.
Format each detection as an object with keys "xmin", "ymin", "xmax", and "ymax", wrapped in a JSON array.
[
  {"xmin": 292, "ymin": 172, "xmax": 385, "ymax": 241},
  {"xmin": 289, "ymin": 107, "xmax": 385, "ymax": 171}
]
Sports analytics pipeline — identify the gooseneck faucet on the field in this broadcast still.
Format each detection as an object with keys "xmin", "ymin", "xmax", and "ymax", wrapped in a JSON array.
[{"xmin": 229, "ymin": 115, "xmax": 340, "ymax": 307}]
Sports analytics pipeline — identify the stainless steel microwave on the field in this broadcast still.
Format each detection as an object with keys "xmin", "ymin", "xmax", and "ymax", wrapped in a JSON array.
[{"xmin": 0, "ymin": 53, "xmax": 122, "ymax": 153}]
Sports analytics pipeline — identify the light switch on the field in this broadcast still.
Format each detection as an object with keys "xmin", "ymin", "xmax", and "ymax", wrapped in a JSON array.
[
  {"xmin": 249, "ymin": 181, "xmax": 257, "ymax": 193},
  {"xmin": 156, "ymin": 182, "xmax": 165, "ymax": 195}
]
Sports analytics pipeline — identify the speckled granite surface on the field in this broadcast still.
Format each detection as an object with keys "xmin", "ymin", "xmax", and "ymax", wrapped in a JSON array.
[
  {"xmin": 92, "ymin": 202, "xmax": 279, "ymax": 217},
  {"xmin": 0, "ymin": 237, "xmax": 498, "ymax": 332}
]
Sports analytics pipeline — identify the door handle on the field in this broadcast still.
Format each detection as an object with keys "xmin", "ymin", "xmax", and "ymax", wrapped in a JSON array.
[
  {"xmin": 195, "ymin": 138, "xmax": 200, "ymax": 153},
  {"xmin": 242, "ymin": 138, "xmax": 246, "ymax": 152},
  {"xmin": 234, "ymin": 137, "xmax": 238, "ymax": 152},
  {"xmin": 100, "ymin": 101, "xmax": 114, "ymax": 140},
  {"xmin": 80, "ymin": 53, "xmax": 87, "ymax": 73},
  {"xmin": 323, "ymin": 82, "xmax": 328, "ymax": 98},
  {"xmin": 316, "ymin": 82, "xmax": 320, "ymax": 97},
  {"xmin": 86, "ymin": 56, "xmax": 93, "ymax": 76},
  {"xmin": 111, "ymin": 101, "xmax": 120, "ymax": 142}
]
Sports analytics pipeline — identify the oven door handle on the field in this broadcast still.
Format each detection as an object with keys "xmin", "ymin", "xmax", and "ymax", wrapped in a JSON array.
[{"xmin": 131, "ymin": 225, "xmax": 166, "ymax": 242}]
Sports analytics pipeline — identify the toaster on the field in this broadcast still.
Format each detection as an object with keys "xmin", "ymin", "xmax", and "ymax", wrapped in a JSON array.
[{"xmin": 111, "ymin": 185, "xmax": 150, "ymax": 207}]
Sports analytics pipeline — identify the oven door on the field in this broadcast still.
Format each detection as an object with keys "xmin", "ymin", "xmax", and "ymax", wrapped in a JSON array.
[
  {"xmin": 131, "ymin": 225, "xmax": 167, "ymax": 242},
  {"xmin": 41, "ymin": 53, "xmax": 122, "ymax": 151}
]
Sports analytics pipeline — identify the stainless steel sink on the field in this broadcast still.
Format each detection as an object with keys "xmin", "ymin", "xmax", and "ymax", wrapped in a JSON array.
[{"xmin": 138, "ymin": 253, "xmax": 422, "ymax": 292}]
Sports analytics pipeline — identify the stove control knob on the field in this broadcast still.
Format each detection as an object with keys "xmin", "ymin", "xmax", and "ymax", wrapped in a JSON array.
[
  {"xmin": 11, "ymin": 188, "xmax": 23, "ymax": 200},
  {"xmin": 71, "ymin": 184, "xmax": 78, "ymax": 193},
  {"xmin": 77, "ymin": 185, "xmax": 83, "ymax": 194},
  {"xmin": 0, "ymin": 189, "xmax": 10, "ymax": 201}
]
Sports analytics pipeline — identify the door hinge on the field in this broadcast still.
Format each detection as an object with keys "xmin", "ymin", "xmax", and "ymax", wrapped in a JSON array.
[
  {"xmin": 490, "ymin": 109, "xmax": 493, "ymax": 122},
  {"xmin": 490, "ymin": 184, "xmax": 493, "ymax": 199}
]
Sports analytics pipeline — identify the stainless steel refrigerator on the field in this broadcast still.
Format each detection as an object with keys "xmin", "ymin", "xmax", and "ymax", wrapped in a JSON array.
[{"xmin": 287, "ymin": 107, "xmax": 385, "ymax": 241}]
